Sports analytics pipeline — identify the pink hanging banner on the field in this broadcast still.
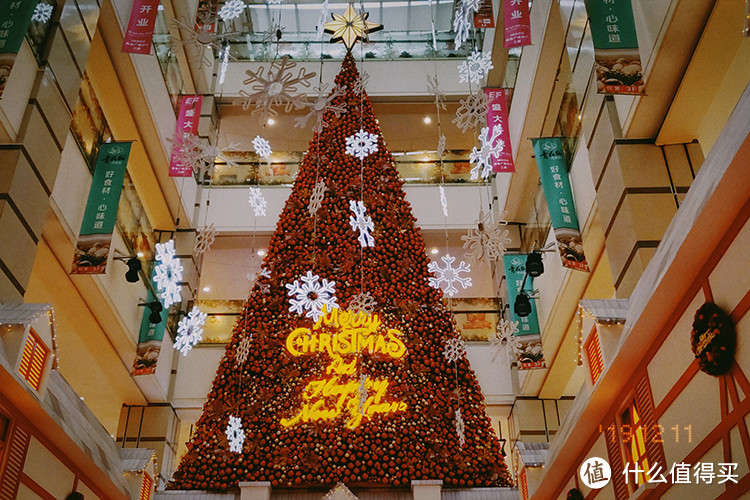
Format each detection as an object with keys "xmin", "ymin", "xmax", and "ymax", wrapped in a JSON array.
[
  {"xmin": 503, "ymin": 0, "xmax": 531, "ymax": 49},
  {"xmin": 169, "ymin": 95, "xmax": 203, "ymax": 177},
  {"xmin": 484, "ymin": 88, "xmax": 515, "ymax": 173},
  {"xmin": 121, "ymin": 0, "xmax": 160, "ymax": 54}
]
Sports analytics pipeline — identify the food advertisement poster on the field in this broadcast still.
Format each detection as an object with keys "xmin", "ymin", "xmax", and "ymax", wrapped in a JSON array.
[
  {"xmin": 71, "ymin": 142, "xmax": 132, "ymax": 275},
  {"xmin": 484, "ymin": 88, "xmax": 515, "ymax": 173},
  {"xmin": 0, "ymin": 1, "xmax": 37, "ymax": 98},
  {"xmin": 531, "ymin": 138, "xmax": 590, "ymax": 272},
  {"xmin": 122, "ymin": 0, "xmax": 160, "ymax": 54},
  {"xmin": 503, "ymin": 254, "xmax": 546, "ymax": 370},
  {"xmin": 132, "ymin": 289, "xmax": 169, "ymax": 376},
  {"xmin": 586, "ymin": 0, "xmax": 645, "ymax": 95}
]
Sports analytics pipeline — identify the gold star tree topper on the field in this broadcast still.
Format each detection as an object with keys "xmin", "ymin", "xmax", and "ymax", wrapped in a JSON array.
[{"xmin": 324, "ymin": 4, "xmax": 383, "ymax": 51}]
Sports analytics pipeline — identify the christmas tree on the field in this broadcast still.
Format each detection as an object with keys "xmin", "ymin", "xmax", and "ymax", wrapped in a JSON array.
[{"xmin": 169, "ymin": 54, "xmax": 511, "ymax": 490}]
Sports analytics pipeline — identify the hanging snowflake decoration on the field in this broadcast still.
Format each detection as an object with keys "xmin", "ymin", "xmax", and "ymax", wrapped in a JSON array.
[
  {"xmin": 153, "ymin": 239, "xmax": 183, "ymax": 308},
  {"xmin": 294, "ymin": 84, "xmax": 347, "ymax": 134},
  {"xmin": 218, "ymin": 44, "xmax": 231, "ymax": 86},
  {"xmin": 348, "ymin": 291, "xmax": 376, "ymax": 314},
  {"xmin": 453, "ymin": 2, "xmax": 473, "ymax": 49},
  {"xmin": 235, "ymin": 336, "xmax": 252, "ymax": 366},
  {"xmin": 353, "ymin": 71, "xmax": 370, "ymax": 95},
  {"xmin": 315, "ymin": 0, "xmax": 330, "ymax": 41},
  {"xmin": 308, "ymin": 180, "xmax": 327, "ymax": 216},
  {"xmin": 490, "ymin": 318, "xmax": 521, "ymax": 363},
  {"xmin": 427, "ymin": 74, "xmax": 446, "ymax": 111},
  {"xmin": 194, "ymin": 224, "xmax": 217, "ymax": 255},
  {"xmin": 437, "ymin": 133, "xmax": 446, "ymax": 158},
  {"xmin": 174, "ymin": 306, "xmax": 208, "ymax": 356},
  {"xmin": 285, "ymin": 271, "xmax": 338, "ymax": 322},
  {"xmin": 195, "ymin": 141, "xmax": 242, "ymax": 178},
  {"xmin": 461, "ymin": 210, "xmax": 512, "ymax": 263},
  {"xmin": 248, "ymin": 187, "xmax": 267, "ymax": 217},
  {"xmin": 439, "ymin": 185, "xmax": 449, "ymax": 217},
  {"xmin": 443, "ymin": 337, "xmax": 467, "ymax": 363},
  {"xmin": 428, "ymin": 254, "xmax": 472, "ymax": 297},
  {"xmin": 358, "ymin": 374, "xmax": 368, "ymax": 413},
  {"xmin": 453, "ymin": 92, "xmax": 488, "ymax": 133},
  {"xmin": 233, "ymin": 56, "xmax": 316, "ymax": 123},
  {"xmin": 218, "ymin": 0, "xmax": 245, "ymax": 21},
  {"xmin": 458, "ymin": 50, "xmax": 493, "ymax": 85},
  {"xmin": 470, "ymin": 126, "xmax": 505, "ymax": 181},
  {"xmin": 455, "ymin": 409, "xmax": 466, "ymax": 447},
  {"xmin": 170, "ymin": 132, "xmax": 205, "ymax": 173},
  {"xmin": 32, "ymin": 3, "xmax": 54, "ymax": 23},
  {"xmin": 349, "ymin": 200, "xmax": 375, "ymax": 247},
  {"xmin": 252, "ymin": 136, "xmax": 272, "ymax": 160},
  {"xmin": 345, "ymin": 129, "xmax": 378, "ymax": 160},
  {"xmin": 170, "ymin": 17, "xmax": 240, "ymax": 67},
  {"xmin": 225, "ymin": 416, "xmax": 246, "ymax": 453}
]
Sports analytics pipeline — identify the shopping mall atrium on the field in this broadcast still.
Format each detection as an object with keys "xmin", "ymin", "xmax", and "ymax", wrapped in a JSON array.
[{"xmin": 0, "ymin": 0, "xmax": 748, "ymax": 499}]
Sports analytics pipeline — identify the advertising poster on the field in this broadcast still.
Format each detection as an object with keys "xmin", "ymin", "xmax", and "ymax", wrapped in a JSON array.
[
  {"xmin": 474, "ymin": 0, "xmax": 495, "ymax": 28},
  {"xmin": 504, "ymin": 0, "xmax": 531, "ymax": 48},
  {"xmin": 0, "ymin": 1, "xmax": 37, "ymax": 98},
  {"xmin": 169, "ymin": 95, "xmax": 203, "ymax": 177},
  {"xmin": 122, "ymin": 0, "xmax": 160, "ymax": 54},
  {"xmin": 531, "ymin": 137, "xmax": 590, "ymax": 272},
  {"xmin": 484, "ymin": 88, "xmax": 515, "ymax": 173},
  {"xmin": 71, "ymin": 142, "xmax": 132, "ymax": 274},
  {"xmin": 586, "ymin": 0, "xmax": 645, "ymax": 95},
  {"xmin": 132, "ymin": 289, "xmax": 169, "ymax": 376},
  {"xmin": 503, "ymin": 254, "xmax": 546, "ymax": 370}
]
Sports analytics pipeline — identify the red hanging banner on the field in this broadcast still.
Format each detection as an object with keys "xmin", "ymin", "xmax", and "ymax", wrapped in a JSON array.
[
  {"xmin": 169, "ymin": 95, "xmax": 203, "ymax": 177},
  {"xmin": 474, "ymin": 0, "xmax": 495, "ymax": 28},
  {"xmin": 121, "ymin": 0, "xmax": 160, "ymax": 54},
  {"xmin": 195, "ymin": 0, "xmax": 218, "ymax": 33},
  {"xmin": 503, "ymin": 0, "xmax": 531, "ymax": 49},
  {"xmin": 484, "ymin": 88, "xmax": 515, "ymax": 173}
]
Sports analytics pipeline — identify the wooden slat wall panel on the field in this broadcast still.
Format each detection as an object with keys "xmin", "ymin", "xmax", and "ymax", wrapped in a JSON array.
[
  {"xmin": 0, "ymin": 426, "xmax": 30, "ymax": 500},
  {"xmin": 635, "ymin": 376, "xmax": 667, "ymax": 471},
  {"xmin": 604, "ymin": 422, "xmax": 628, "ymax": 500}
]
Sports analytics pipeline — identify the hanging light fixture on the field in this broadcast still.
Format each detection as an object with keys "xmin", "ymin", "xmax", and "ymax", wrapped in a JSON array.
[
  {"xmin": 514, "ymin": 292, "xmax": 532, "ymax": 317},
  {"xmin": 147, "ymin": 301, "xmax": 164, "ymax": 324},
  {"xmin": 526, "ymin": 251, "xmax": 544, "ymax": 277},
  {"xmin": 125, "ymin": 257, "xmax": 142, "ymax": 283}
]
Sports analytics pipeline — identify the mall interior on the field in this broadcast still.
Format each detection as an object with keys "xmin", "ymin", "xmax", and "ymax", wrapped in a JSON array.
[{"xmin": 0, "ymin": 0, "xmax": 749, "ymax": 499}]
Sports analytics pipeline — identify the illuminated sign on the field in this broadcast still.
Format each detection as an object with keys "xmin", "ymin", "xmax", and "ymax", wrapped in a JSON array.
[{"xmin": 281, "ymin": 306, "xmax": 407, "ymax": 429}]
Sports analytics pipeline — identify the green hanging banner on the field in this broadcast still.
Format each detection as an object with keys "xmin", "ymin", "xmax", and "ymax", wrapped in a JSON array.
[
  {"xmin": 71, "ymin": 142, "xmax": 132, "ymax": 274},
  {"xmin": 132, "ymin": 287, "xmax": 169, "ymax": 376},
  {"xmin": 585, "ymin": 0, "xmax": 644, "ymax": 95},
  {"xmin": 503, "ymin": 254, "xmax": 546, "ymax": 370},
  {"xmin": 0, "ymin": 0, "xmax": 37, "ymax": 97},
  {"xmin": 532, "ymin": 137, "xmax": 590, "ymax": 272}
]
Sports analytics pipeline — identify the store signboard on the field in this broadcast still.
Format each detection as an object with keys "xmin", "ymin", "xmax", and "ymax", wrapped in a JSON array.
[
  {"xmin": 503, "ymin": 254, "xmax": 546, "ymax": 370},
  {"xmin": 0, "ymin": 1, "xmax": 37, "ymax": 97},
  {"xmin": 586, "ymin": 0, "xmax": 645, "ymax": 95},
  {"xmin": 503, "ymin": 0, "xmax": 531, "ymax": 48},
  {"xmin": 484, "ymin": 88, "xmax": 515, "ymax": 173},
  {"xmin": 531, "ymin": 137, "xmax": 590, "ymax": 272},
  {"xmin": 122, "ymin": 0, "xmax": 160, "ymax": 54},
  {"xmin": 132, "ymin": 288, "xmax": 169, "ymax": 376},
  {"xmin": 71, "ymin": 142, "xmax": 132, "ymax": 274},
  {"xmin": 168, "ymin": 95, "xmax": 203, "ymax": 177}
]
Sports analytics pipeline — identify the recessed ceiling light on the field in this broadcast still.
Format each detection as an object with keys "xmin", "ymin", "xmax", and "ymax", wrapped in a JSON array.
[
  {"xmin": 202, "ymin": 286, "xmax": 210, "ymax": 292},
  {"xmin": 257, "ymin": 249, "xmax": 266, "ymax": 256},
  {"xmin": 430, "ymin": 247, "xmax": 439, "ymax": 254},
  {"xmin": 267, "ymin": 118, "xmax": 275, "ymax": 125},
  {"xmin": 423, "ymin": 116, "xmax": 432, "ymax": 124}
]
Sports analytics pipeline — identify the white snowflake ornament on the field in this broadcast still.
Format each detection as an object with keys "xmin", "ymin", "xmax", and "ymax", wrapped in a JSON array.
[
  {"xmin": 154, "ymin": 239, "xmax": 183, "ymax": 308},
  {"xmin": 32, "ymin": 3, "xmax": 54, "ymax": 23},
  {"xmin": 286, "ymin": 271, "xmax": 338, "ymax": 322},
  {"xmin": 349, "ymin": 200, "xmax": 375, "ymax": 247},
  {"xmin": 428, "ymin": 254, "xmax": 472, "ymax": 297},
  {"xmin": 427, "ymin": 74, "xmax": 446, "ymax": 111},
  {"xmin": 248, "ymin": 187, "xmax": 267, "ymax": 217},
  {"xmin": 194, "ymin": 224, "xmax": 217, "ymax": 255},
  {"xmin": 453, "ymin": 2, "xmax": 472, "ymax": 49},
  {"xmin": 315, "ymin": 0, "xmax": 330, "ymax": 41},
  {"xmin": 458, "ymin": 50, "xmax": 493, "ymax": 85},
  {"xmin": 252, "ymin": 136, "xmax": 272, "ymax": 160},
  {"xmin": 453, "ymin": 92, "xmax": 488, "ymax": 133},
  {"xmin": 455, "ymin": 408, "xmax": 466, "ymax": 447},
  {"xmin": 308, "ymin": 180, "xmax": 327, "ymax": 216},
  {"xmin": 470, "ymin": 126, "xmax": 505, "ymax": 181},
  {"xmin": 233, "ymin": 56, "xmax": 316, "ymax": 123},
  {"xmin": 345, "ymin": 129, "xmax": 379, "ymax": 160},
  {"xmin": 174, "ymin": 306, "xmax": 208, "ymax": 356},
  {"xmin": 490, "ymin": 318, "xmax": 521, "ymax": 363},
  {"xmin": 235, "ymin": 336, "xmax": 252, "ymax": 366},
  {"xmin": 439, "ymin": 185, "xmax": 448, "ymax": 217},
  {"xmin": 348, "ymin": 291, "xmax": 376, "ymax": 314},
  {"xmin": 225, "ymin": 416, "xmax": 245, "ymax": 453},
  {"xmin": 294, "ymin": 84, "xmax": 347, "ymax": 134},
  {"xmin": 461, "ymin": 210, "xmax": 512, "ymax": 263},
  {"xmin": 353, "ymin": 71, "xmax": 370, "ymax": 95},
  {"xmin": 170, "ymin": 17, "xmax": 239, "ymax": 67},
  {"xmin": 437, "ymin": 133, "xmax": 447, "ymax": 158},
  {"xmin": 443, "ymin": 338, "xmax": 467, "ymax": 363},
  {"xmin": 218, "ymin": 0, "xmax": 245, "ymax": 21}
]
